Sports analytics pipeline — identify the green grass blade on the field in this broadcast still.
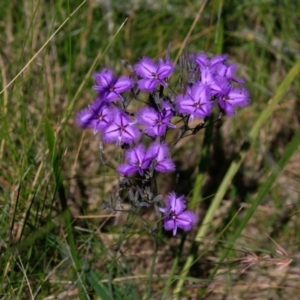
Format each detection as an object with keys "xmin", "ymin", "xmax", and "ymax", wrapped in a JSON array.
[
  {"xmin": 44, "ymin": 118, "xmax": 87, "ymax": 300},
  {"xmin": 199, "ymin": 127, "xmax": 300, "ymax": 297},
  {"xmin": 86, "ymin": 269, "xmax": 111, "ymax": 300}
]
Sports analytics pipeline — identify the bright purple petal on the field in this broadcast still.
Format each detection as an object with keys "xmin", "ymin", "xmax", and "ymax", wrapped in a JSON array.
[
  {"xmin": 147, "ymin": 142, "xmax": 168, "ymax": 161},
  {"xmin": 166, "ymin": 193, "xmax": 186, "ymax": 214},
  {"xmin": 227, "ymin": 87, "xmax": 250, "ymax": 107},
  {"xmin": 93, "ymin": 69, "xmax": 114, "ymax": 88},
  {"xmin": 155, "ymin": 158, "xmax": 176, "ymax": 173},
  {"xmin": 216, "ymin": 63, "xmax": 244, "ymax": 84},
  {"xmin": 218, "ymin": 100, "xmax": 235, "ymax": 116},
  {"xmin": 133, "ymin": 57, "xmax": 157, "ymax": 77},
  {"xmin": 162, "ymin": 101, "xmax": 174, "ymax": 119},
  {"xmin": 144, "ymin": 125, "xmax": 168, "ymax": 137},
  {"xmin": 200, "ymin": 69, "xmax": 216, "ymax": 87},
  {"xmin": 175, "ymin": 94, "xmax": 193, "ymax": 114},
  {"xmin": 126, "ymin": 144, "xmax": 146, "ymax": 164},
  {"xmin": 163, "ymin": 218, "xmax": 178, "ymax": 236},
  {"xmin": 157, "ymin": 58, "xmax": 175, "ymax": 78},
  {"xmin": 137, "ymin": 78, "xmax": 158, "ymax": 91},
  {"xmin": 217, "ymin": 63, "xmax": 236, "ymax": 78},
  {"xmin": 119, "ymin": 125, "xmax": 141, "ymax": 144},
  {"xmin": 137, "ymin": 106, "xmax": 158, "ymax": 126},
  {"xmin": 210, "ymin": 54, "xmax": 228, "ymax": 67},
  {"xmin": 76, "ymin": 107, "xmax": 95, "ymax": 128},
  {"xmin": 176, "ymin": 210, "xmax": 198, "ymax": 231},
  {"xmin": 195, "ymin": 53, "xmax": 209, "ymax": 68},
  {"xmin": 146, "ymin": 142, "xmax": 175, "ymax": 173},
  {"xmin": 113, "ymin": 76, "xmax": 134, "ymax": 93},
  {"xmin": 117, "ymin": 163, "xmax": 139, "ymax": 176}
]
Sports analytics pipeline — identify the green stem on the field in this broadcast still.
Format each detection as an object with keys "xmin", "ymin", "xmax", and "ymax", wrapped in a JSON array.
[{"xmin": 191, "ymin": 114, "xmax": 214, "ymax": 209}]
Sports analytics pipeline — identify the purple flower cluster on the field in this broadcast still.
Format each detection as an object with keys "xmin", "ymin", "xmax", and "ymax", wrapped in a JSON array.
[
  {"xmin": 175, "ymin": 53, "xmax": 250, "ymax": 119},
  {"xmin": 77, "ymin": 58, "xmax": 176, "ymax": 144},
  {"xmin": 76, "ymin": 51, "xmax": 250, "ymax": 236}
]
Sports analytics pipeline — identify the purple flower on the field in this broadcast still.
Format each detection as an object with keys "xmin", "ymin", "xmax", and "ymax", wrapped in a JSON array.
[
  {"xmin": 217, "ymin": 83, "xmax": 250, "ymax": 116},
  {"xmin": 216, "ymin": 64, "xmax": 241, "ymax": 82},
  {"xmin": 117, "ymin": 144, "xmax": 152, "ymax": 176},
  {"xmin": 196, "ymin": 66, "xmax": 225, "ymax": 96},
  {"xmin": 147, "ymin": 142, "xmax": 175, "ymax": 173},
  {"xmin": 93, "ymin": 69, "xmax": 134, "ymax": 102},
  {"xmin": 133, "ymin": 57, "xmax": 175, "ymax": 92},
  {"xmin": 195, "ymin": 53, "xmax": 227, "ymax": 71},
  {"xmin": 137, "ymin": 103, "xmax": 176, "ymax": 137},
  {"xmin": 76, "ymin": 101, "xmax": 112, "ymax": 134},
  {"xmin": 175, "ymin": 83, "xmax": 213, "ymax": 122},
  {"xmin": 193, "ymin": 53, "xmax": 230, "ymax": 94},
  {"xmin": 161, "ymin": 101, "xmax": 174, "ymax": 119},
  {"xmin": 103, "ymin": 109, "xmax": 141, "ymax": 146},
  {"xmin": 215, "ymin": 63, "xmax": 244, "ymax": 84},
  {"xmin": 159, "ymin": 192, "xmax": 198, "ymax": 236}
]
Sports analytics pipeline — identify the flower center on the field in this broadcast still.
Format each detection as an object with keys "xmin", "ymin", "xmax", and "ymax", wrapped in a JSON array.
[{"xmin": 151, "ymin": 72, "xmax": 158, "ymax": 79}]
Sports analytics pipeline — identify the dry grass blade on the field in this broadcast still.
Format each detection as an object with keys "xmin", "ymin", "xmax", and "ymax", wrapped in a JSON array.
[{"xmin": 0, "ymin": 0, "xmax": 87, "ymax": 95}]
